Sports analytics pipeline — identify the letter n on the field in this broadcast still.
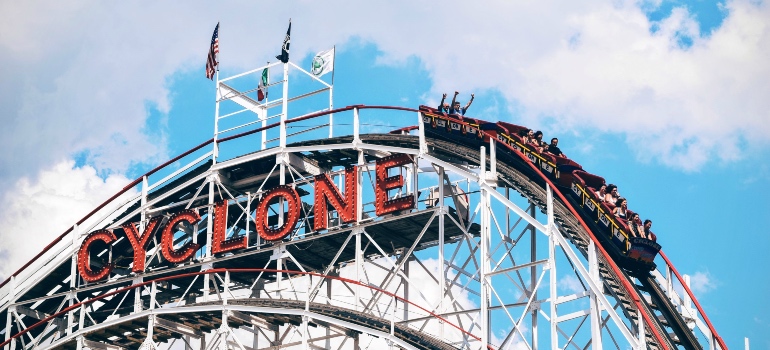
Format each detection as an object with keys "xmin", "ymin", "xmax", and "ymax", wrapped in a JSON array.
[{"xmin": 314, "ymin": 166, "xmax": 358, "ymax": 230}]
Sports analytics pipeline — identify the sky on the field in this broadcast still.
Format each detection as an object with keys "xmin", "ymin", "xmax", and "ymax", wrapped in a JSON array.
[{"xmin": 0, "ymin": 0, "xmax": 768, "ymax": 348}]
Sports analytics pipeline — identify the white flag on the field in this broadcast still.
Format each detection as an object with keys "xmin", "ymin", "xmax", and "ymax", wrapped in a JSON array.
[{"xmin": 311, "ymin": 48, "xmax": 334, "ymax": 77}]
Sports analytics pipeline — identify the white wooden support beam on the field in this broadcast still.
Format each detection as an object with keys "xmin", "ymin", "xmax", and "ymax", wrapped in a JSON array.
[
  {"xmin": 280, "ymin": 62, "xmax": 289, "ymax": 149},
  {"xmin": 489, "ymin": 138, "xmax": 497, "ymax": 182},
  {"xmin": 133, "ymin": 276, "xmax": 143, "ymax": 314},
  {"xmin": 354, "ymin": 228, "xmax": 363, "ymax": 312},
  {"xmin": 83, "ymin": 338, "xmax": 127, "ymax": 350},
  {"xmin": 228, "ymin": 310, "xmax": 278, "ymax": 331},
  {"xmin": 638, "ymin": 309, "xmax": 646, "ymax": 350},
  {"xmin": 4, "ymin": 302, "xmax": 15, "ymax": 350},
  {"xmin": 353, "ymin": 107, "xmax": 360, "ymax": 145},
  {"xmin": 437, "ymin": 165, "xmax": 445, "ymax": 339},
  {"xmin": 155, "ymin": 317, "xmax": 203, "ymax": 338},
  {"xmin": 417, "ymin": 112, "xmax": 427, "ymax": 154},
  {"xmin": 548, "ymin": 185, "xmax": 559, "ymax": 349},
  {"xmin": 479, "ymin": 145, "xmax": 490, "ymax": 350},
  {"xmin": 287, "ymin": 153, "xmax": 321, "ymax": 176},
  {"xmin": 589, "ymin": 240, "xmax": 603, "ymax": 350}
]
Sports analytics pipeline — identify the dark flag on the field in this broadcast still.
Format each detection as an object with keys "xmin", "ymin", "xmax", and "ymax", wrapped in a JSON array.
[
  {"xmin": 206, "ymin": 23, "xmax": 220, "ymax": 80},
  {"xmin": 275, "ymin": 20, "xmax": 291, "ymax": 63}
]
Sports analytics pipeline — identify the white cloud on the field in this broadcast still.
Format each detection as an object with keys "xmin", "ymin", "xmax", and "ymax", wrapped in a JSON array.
[
  {"xmin": 1, "ymin": 0, "xmax": 767, "ymax": 190},
  {"xmin": 0, "ymin": 160, "xmax": 135, "ymax": 278},
  {"xmin": 558, "ymin": 274, "xmax": 586, "ymax": 294},
  {"xmin": 688, "ymin": 270, "xmax": 717, "ymax": 294},
  {"xmin": 350, "ymin": 0, "xmax": 770, "ymax": 171}
]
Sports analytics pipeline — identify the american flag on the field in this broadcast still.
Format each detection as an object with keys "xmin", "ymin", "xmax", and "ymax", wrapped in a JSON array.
[{"xmin": 206, "ymin": 23, "xmax": 219, "ymax": 80}]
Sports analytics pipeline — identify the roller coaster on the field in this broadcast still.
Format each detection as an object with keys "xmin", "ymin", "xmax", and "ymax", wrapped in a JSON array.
[{"xmin": 0, "ymin": 61, "xmax": 726, "ymax": 349}]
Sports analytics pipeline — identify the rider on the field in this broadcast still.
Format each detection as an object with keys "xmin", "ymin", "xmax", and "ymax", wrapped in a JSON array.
[{"xmin": 449, "ymin": 91, "xmax": 474, "ymax": 116}]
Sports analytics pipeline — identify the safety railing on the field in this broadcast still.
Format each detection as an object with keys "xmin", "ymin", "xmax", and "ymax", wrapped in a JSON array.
[
  {"xmin": 0, "ymin": 104, "xmax": 727, "ymax": 350},
  {"xmin": 653, "ymin": 252, "xmax": 727, "ymax": 349},
  {"xmin": 1, "ymin": 268, "xmax": 484, "ymax": 349}
]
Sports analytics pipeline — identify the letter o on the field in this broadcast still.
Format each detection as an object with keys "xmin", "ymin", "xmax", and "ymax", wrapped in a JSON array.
[{"xmin": 256, "ymin": 185, "xmax": 300, "ymax": 241}]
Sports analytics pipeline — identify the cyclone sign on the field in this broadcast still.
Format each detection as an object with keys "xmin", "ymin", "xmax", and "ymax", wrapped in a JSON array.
[{"xmin": 76, "ymin": 154, "xmax": 415, "ymax": 283}]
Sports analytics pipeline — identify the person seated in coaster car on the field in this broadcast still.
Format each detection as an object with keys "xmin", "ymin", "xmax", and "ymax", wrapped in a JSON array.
[
  {"xmin": 628, "ymin": 213, "xmax": 647, "ymax": 239},
  {"xmin": 530, "ymin": 130, "xmax": 547, "ymax": 152},
  {"xmin": 644, "ymin": 219, "xmax": 657, "ymax": 242},
  {"xmin": 449, "ymin": 91, "xmax": 474, "ymax": 116},
  {"xmin": 545, "ymin": 137, "xmax": 566, "ymax": 158},
  {"xmin": 437, "ymin": 93, "xmax": 451, "ymax": 113},
  {"xmin": 613, "ymin": 197, "xmax": 628, "ymax": 221},
  {"xmin": 594, "ymin": 184, "xmax": 607, "ymax": 203},
  {"xmin": 518, "ymin": 128, "xmax": 531, "ymax": 145},
  {"xmin": 605, "ymin": 184, "xmax": 619, "ymax": 204}
]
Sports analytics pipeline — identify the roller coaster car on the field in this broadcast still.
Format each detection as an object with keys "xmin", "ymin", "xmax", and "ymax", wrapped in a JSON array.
[
  {"xmin": 419, "ymin": 106, "xmax": 488, "ymax": 145},
  {"xmin": 418, "ymin": 106, "xmax": 659, "ymax": 274},
  {"xmin": 628, "ymin": 238, "xmax": 661, "ymax": 264},
  {"xmin": 569, "ymin": 171, "xmax": 659, "ymax": 273}
]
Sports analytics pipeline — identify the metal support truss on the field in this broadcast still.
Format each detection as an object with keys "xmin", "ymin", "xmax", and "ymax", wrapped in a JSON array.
[{"xmin": 0, "ymin": 66, "xmax": 724, "ymax": 350}]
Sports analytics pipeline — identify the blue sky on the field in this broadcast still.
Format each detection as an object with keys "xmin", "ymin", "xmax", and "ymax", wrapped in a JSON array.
[{"xmin": 0, "ymin": 0, "xmax": 768, "ymax": 348}]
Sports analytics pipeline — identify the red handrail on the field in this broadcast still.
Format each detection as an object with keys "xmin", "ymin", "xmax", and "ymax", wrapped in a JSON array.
[{"xmin": 0, "ymin": 268, "xmax": 483, "ymax": 348}]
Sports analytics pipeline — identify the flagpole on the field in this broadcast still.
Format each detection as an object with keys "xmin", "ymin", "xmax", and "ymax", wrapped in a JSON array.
[
  {"xmin": 262, "ymin": 61, "xmax": 269, "ymax": 150},
  {"xmin": 329, "ymin": 45, "xmax": 337, "ymax": 138},
  {"xmin": 214, "ymin": 69, "xmax": 220, "ymax": 164},
  {"xmin": 331, "ymin": 45, "xmax": 336, "ymax": 86},
  {"xmin": 278, "ymin": 21, "xmax": 290, "ymax": 286},
  {"xmin": 207, "ymin": 22, "xmax": 221, "ymax": 264},
  {"xmin": 213, "ymin": 22, "xmax": 220, "ymax": 165},
  {"xmin": 280, "ymin": 20, "xmax": 290, "ymax": 149},
  {"xmin": 328, "ymin": 45, "xmax": 335, "ymax": 138},
  {"xmin": 281, "ymin": 61, "xmax": 288, "ymax": 148}
]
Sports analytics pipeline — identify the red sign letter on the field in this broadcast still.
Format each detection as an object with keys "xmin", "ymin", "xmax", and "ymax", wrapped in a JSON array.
[
  {"xmin": 375, "ymin": 154, "xmax": 415, "ymax": 216},
  {"xmin": 212, "ymin": 200, "xmax": 248, "ymax": 254},
  {"xmin": 255, "ymin": 185, "xmax": 300, "ymax": 241},
  {"xmin": 161, "ymin": 210, "xmax": 202, "ymax": 263},
  {"xmin": 77, "ymin": 230, "xmax": 116, "ymax": 282},
  {"xmin": 122, "ymin": 216, "xmax": 161, "ymax": 273},
  {"xmin": 314, "ymin": 166, "xmax": 358, "ymax": 230}
]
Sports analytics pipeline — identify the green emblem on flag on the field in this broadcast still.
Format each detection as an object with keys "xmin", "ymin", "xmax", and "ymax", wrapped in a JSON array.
[
  {"xmin": 310, "ymin": 48, "xmax": 334, "ymax": 77},
  {"xmin": 311, "ymin": 55, "xmax": 325, "ymax": 76}
]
